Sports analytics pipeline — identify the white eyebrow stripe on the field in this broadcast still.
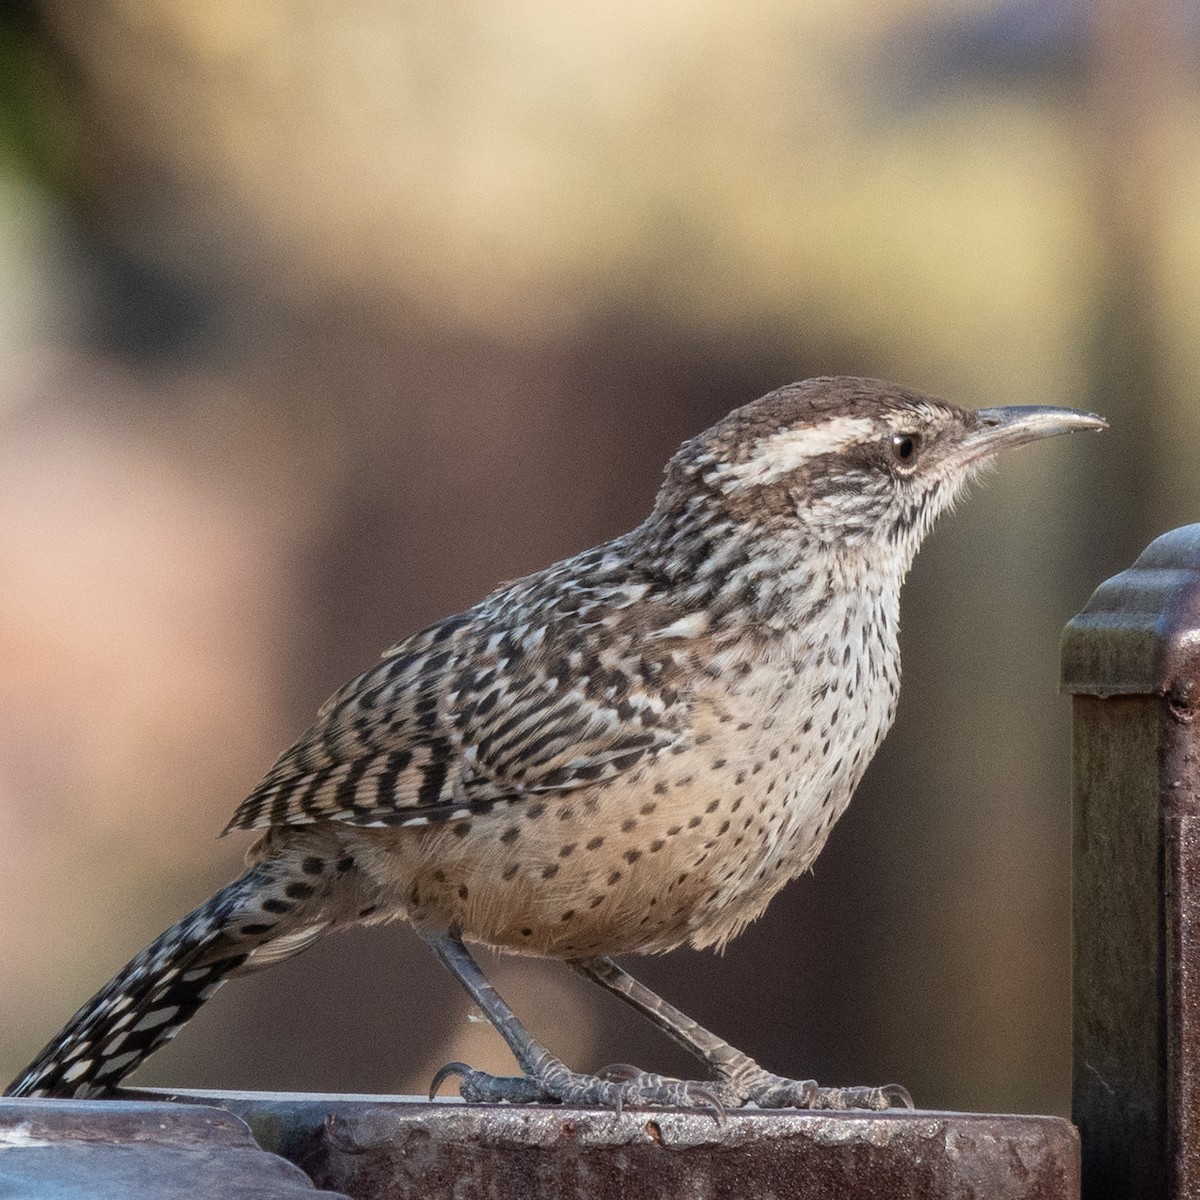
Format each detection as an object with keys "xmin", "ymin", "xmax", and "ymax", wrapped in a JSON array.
[{"xmin": 716, "ymin": 416, "xmax": 877, "ymax": 487}]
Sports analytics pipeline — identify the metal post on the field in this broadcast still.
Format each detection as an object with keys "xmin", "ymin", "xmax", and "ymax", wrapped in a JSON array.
[{"xmin": 1063, "ymin": 524, "xmax": 1200, "ymax": 1199}]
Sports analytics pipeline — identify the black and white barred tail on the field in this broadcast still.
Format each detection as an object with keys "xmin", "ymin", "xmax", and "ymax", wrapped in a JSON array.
[{"xmin": 5, "ymin": 860, "xmax": 329, "ymax": 1099}]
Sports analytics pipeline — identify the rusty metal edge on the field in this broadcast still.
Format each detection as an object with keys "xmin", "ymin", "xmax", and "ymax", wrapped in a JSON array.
[
  {"xmin": 127, "ymin": 1090, "xmax": 1079, "ymax": 1200},
  {"xmin": 0, "ymin": 1095, "xmax": 351, "ymax": 1198}
]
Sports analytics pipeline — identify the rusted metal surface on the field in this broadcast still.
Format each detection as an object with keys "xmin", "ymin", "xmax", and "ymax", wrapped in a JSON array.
[
  {"xmin": 1063, "ymin": 523, "xmax": 1200, "ymax": 1200},
  {"xmin": 0, "ymin": 1095, "xmax": 348, "ymax": 1198},
  {"xmin": 139, "ymin": 1089, "xmax": 1079, "ymax": 1200}
]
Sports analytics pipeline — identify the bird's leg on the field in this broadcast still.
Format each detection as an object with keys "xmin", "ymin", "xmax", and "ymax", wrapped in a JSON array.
[
  {"xmin": 420, "ymin": 930, "xmax": 720, "ymax": 1110},
  {"xmin": 569, "ymin": 956, "xmax": 913, "ymax": 1111}
]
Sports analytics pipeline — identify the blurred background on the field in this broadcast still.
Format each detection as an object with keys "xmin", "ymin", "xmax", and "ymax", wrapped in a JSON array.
[{"xmin": 0, "ymin": 0, "xmax": 1193, "ymax": 1117}]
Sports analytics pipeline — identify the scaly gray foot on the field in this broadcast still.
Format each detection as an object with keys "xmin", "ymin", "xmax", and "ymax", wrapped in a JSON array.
[
  {"xmin": 600, "ymin": 1061, "xmax": 911, "ymax": 1112},
  {"xmin": 430, "ymin": 1057, "xmax": 724, "ymax": 1112},
  {"xmin": 736, "ymin": 1067, "xmax": 913, "ymax": 1111}
]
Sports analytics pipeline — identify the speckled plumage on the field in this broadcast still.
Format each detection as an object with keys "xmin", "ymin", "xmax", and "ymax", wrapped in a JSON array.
[{"xmin": 6, "ymin": 376, "xmax": 1104, "ymax": 1107}]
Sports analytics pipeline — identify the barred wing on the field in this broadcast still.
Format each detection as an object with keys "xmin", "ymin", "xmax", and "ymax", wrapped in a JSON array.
[{"xmin": 225, "ymin": 595, "xmax": 697, "ymax": 833}]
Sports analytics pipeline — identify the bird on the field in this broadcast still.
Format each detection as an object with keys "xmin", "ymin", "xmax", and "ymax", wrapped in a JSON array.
[{"xmin": 5, "ymin": 376, "xmax": 1105, "ymax": 1110}]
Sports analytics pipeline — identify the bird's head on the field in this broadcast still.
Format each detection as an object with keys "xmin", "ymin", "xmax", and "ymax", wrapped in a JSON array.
[{"xmin": 660, "ymin": 376, "xmax": 1106, "ymax": 570}]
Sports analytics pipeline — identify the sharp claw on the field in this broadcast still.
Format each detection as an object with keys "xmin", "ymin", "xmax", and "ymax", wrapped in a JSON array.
[
  {"xmin": 428, "ymin": 1060, "xmax": 471, "ymax": 1099},
  {"xmin": 686, "ymin": 1081, "xmax": 727, "ymax": 1126}
]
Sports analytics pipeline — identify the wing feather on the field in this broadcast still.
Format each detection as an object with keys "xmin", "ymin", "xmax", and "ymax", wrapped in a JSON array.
[{"xmin": 225, "ymin": 569, "xmax": 702, "ymax": 833}]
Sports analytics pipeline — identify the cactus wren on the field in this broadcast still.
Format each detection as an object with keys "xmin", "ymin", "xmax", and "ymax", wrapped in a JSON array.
[{"xmin": 6, "ymin": 376, "xmax": 1104, "ymax": 1110}]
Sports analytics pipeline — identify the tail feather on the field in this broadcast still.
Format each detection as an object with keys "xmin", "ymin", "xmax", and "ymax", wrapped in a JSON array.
[{"xmin": 5, "ymin": 862, "xmax": 326, "ymax": 1098}]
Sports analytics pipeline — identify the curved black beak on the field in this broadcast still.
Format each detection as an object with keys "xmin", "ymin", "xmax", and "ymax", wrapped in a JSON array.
[{"xmin": 962, "ymin": 406, "xmax": 1108, "ymax": 463}]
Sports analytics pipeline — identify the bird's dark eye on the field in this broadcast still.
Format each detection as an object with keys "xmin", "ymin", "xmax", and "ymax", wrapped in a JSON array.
[{"xmin": 890, "ymin": 433, "xmax": 921, "ymax": 467}]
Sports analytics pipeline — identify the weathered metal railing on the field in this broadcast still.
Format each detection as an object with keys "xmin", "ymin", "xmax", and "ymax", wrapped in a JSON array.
[
  {"xmin": 0, "ymin": 1087, "xmax": 1080, "ymax": 1198},
  {"xmin": 10, "ymin": 524, "xmax": 1200, "ymax": 1198},
  {"xmin": 1063, "ymin": 523, "xmax": 1200, "ymax": 1200}
]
